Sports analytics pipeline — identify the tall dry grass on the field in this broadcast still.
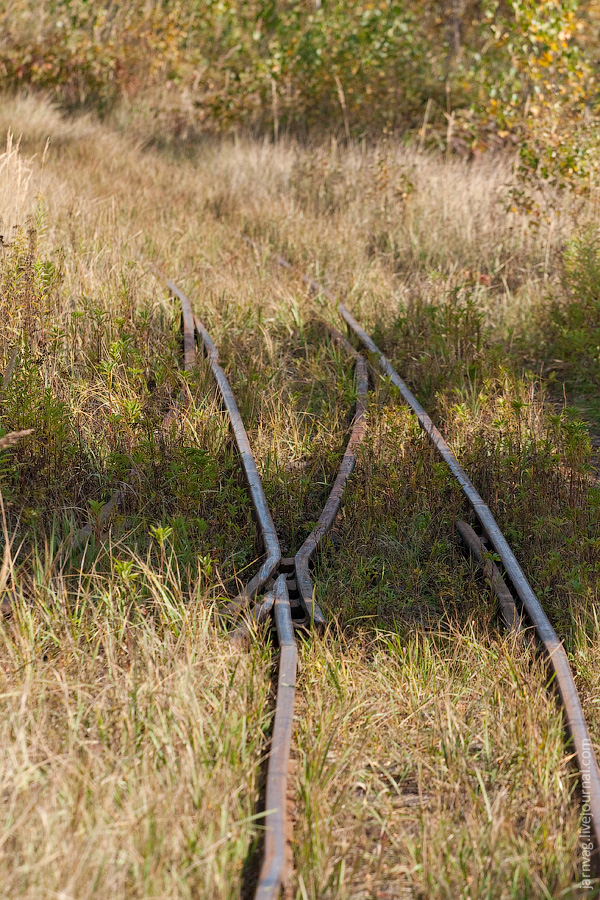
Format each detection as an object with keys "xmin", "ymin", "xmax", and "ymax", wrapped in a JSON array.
[
  {"xmin": 0, "ymin": 553, "xmax": 271, "ymax": 899},
  {"xmin": 0, "ymin": 130, "xmax": 35, "ymax": 234}
]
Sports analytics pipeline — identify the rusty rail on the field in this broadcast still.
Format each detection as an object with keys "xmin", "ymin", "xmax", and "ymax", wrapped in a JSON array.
[
  {"xmin": 162, "ymin": 272, "xmax": 196, "ymax": 427},
  {"xmin": 156, "ymin": 272, "xmax": 368, "ymax": 897},
  {"xmin": 455, "ymin": 520, "xmax": 521, "ymax": 632},
  {"xmin": 254, "ymin": 574, "xmax": 297, "ymax": 900},
  {"xmin": 158, "ymin": 275, "xmax": 369, "ymax": 630},
  {"xmin": 163, "ymin": 273, "xmax": 282, "ymax": 616},
  {"xmin": 294, "ymin": 329, "xmax": 368, "ymax": 625},
  {"xmin": 244, "ymin": 239, "xmax": 369, "ymax": 626},
  {"xmin": 189, "ymin": 306, "xmax": 281, "ymax": 616},
  {"xmin": 336, "ymin": 302, "xmax": 600, "ymax": 859}
]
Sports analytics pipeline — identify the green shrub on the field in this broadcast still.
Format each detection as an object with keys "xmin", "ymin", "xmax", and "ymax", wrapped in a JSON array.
[
  {"xmin": 550, "ymin": 229, "xmax": 600, "ymax": 388},
  {"xmin": 1, "ymin": 0, "xmax": 597, "ymax": 169}
]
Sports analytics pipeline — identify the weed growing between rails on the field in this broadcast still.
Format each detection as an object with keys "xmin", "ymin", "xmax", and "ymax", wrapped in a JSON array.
[
  {"xmin": 293, "ymin": 627, "xmax": 582, "ymax": 899},
  {"xmin": 345, "ymin": 296, "xmax": 600, "ymax": 634},
  {"xmin": 315, "ymin": 400, "xmax": 483, "ymax": 629},
  {"xmin": 253, "ymin": 262, "xmax": 600, "ymax": 639}
]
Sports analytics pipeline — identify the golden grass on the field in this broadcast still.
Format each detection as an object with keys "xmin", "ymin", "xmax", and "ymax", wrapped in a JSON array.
[
  {"xmin": 0, "ymin": 130, "xmax": 34, "ymax": 234},
  {"xmin": 0, "ymin": 560, "xmax": 271, "ymax": 898},
  {"xmin": 294, "ymin": 628, "xmax": 580, "ymax": 898}
]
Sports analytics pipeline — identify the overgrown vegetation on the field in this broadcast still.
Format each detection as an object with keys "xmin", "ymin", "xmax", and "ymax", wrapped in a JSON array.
[
  {"xmin": 2, "ymin": 1, "xmax": 599, "ymax": 182},
  {"xmin": 0, "ymin": 60, "xmax": 600, "ymax": 899}
]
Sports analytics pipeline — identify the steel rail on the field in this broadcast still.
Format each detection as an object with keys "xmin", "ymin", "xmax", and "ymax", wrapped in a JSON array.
[
  {"xmin": 162, "ymin": 272, "xmax": 196, "ymax": 428},
  {"xmin": 294, "ymin": 330, "xmax": 368, "ymax": 625},
  {"xmin": 252, "ymin": 240, "xmax": 600, "ymax": 858},
  {"xmin": 154, "ymin": 274, "xmax": 295, "ymax": 898},
  {"xmin": 161, "ymin": 272, "xmax": 370, "ymax": 897},
  {"xmin": 244, "ymin": 239, "xmax": 370, "ymax": 626},
  {"xmin": 158, "ymin": 274, "xmax": 281, "ymax": 616},
  {"xmin": 255, "ymin": 573, "xmax": 297, "ymax": 900},
  {"xmin": 456, "ymin": 520, "xmax": 521, "ymax": 632},
  {"xmin": 228, "ymin": 322, "xmax": 368, "ymax": 644},
  {"xmin": 161, "ymin": 272, "xmax": 368, "ymax": 628},
  {"xmin": 191, "ymin": 310, "xmax": 282, "ymax": 615},
  {"xmin": 336, "ymin": 302, "xmax": 600, "ymax": 857},
  {"xmin": 159, "ymin": 278, "xmax": 292, "ymax": 898}
]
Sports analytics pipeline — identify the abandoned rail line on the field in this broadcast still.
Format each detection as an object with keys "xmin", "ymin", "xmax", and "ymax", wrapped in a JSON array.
[
  {"xmin": 148, "ymin": 253, "xmax": 600, "ymax": 896},
  {"xmin": 8, "ymin": 248, "xmax": 598, "ymax": 896},
  {"xmin": 155, "ymin": 270, "xmax": 369, "ymax": 899},
  {"xmin": 241, "ymin": 240, "xmax": 600, "ymax": 892}
]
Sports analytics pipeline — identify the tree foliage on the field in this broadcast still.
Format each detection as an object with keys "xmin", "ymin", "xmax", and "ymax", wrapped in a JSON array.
[{"xmin": 1, "ymin": 1, "xmax": 599, "ymax": 182}]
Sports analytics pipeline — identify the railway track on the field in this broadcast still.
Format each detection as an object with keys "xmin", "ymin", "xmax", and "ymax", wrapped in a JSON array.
[
  {"xmin": 154, "ymin": 271, "xmax": 368, "ymax": 899},
  {"xmin": 54, "ymin": 260, "xmax": 367, "ymax": 896},
  {"xmin": 25, "ymin": 249, "xmax": 597, "ymax": 893},
  {"xmin": 339, "ymin": 298, "xmax": 600, "ymax": 851},
  {"xmin": 240, "ymin": 240, "xmax": 600, "ymax": 882}
]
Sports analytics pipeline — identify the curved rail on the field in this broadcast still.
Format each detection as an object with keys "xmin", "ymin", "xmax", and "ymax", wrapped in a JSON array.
[
  {"xmin": 251, "ymin": 239, "xmax": 600, "ymax": 861},
  {"xmin": 158, "ymin": 276, "xmax": 292, "ymax": 898},
  {"xmin": 158, "ymin": 271, "xmax": 370, "ymax": 896},
  {"xmin": 456, "ymin": 520, "xmax": 521, "ymax": 632},
  {"xmin": 294, "ymin": 328, "xmax": 368, "ymax": 624},
  {"xmin": 162, "ymin": 273, "xmax": 196, "ymax": 427},
  {"xmin": 162, "ymin": 274, "xmax": 282, "ymax": 616},
  {"xmin": 337, "ymin": 302, "xmax": 600, "ymax": 857},
  {"xmin": 165, "ymin": 274, "xmax": 368, "ymax": 629},
  {"xmin": 163, "ymin": 278, "xmax": 281, "ymax": 615},
  {"xmin": 191, "ymin": 309, "xmax": 281, "ymax": 615},
  {"xmin": 245, "ymin": 238, "xmax": 370, "ymax": 626}
]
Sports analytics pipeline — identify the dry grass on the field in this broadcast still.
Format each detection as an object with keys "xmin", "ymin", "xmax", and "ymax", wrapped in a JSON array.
[
  {"xmin": 0, "ymin": 560, "xmax": 271, "ymax": 899},
  {"xmin": 294, "ymin": 628, "xmax": 580, "ymax": 899},
  {"xmin": 0, "ymin": 93, "xmax": 599, "ymax": 897},
  {"xmin": 0, "ymin": 130, "xmax": 34, "ymax": 234}
]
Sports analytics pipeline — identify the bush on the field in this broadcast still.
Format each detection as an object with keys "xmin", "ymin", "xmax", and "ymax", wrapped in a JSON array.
[
  {"xmin": 549, "ymin": 229, "xmax": 600, "ymax": 388},
  {"xmin": 0, "ymin": 1, "xmax": 595, "ymax": 153}
]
